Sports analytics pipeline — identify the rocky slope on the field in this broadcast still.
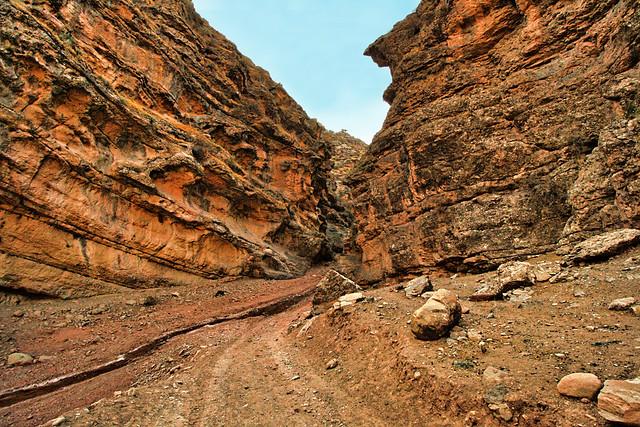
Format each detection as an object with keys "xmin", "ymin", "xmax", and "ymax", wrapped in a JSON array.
[
  {"xmin": 0, "ymin": 0, "xmax": 360, "ymax": 298},
  {"xmin": 349, "ymin": 0, "xmax": 640, "ymax": 282}
]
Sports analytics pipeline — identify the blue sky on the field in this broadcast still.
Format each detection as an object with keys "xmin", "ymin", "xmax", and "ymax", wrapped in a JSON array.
[{"xmin": 192, "ymin": 0, "xmax": 419, "ymax": 143}]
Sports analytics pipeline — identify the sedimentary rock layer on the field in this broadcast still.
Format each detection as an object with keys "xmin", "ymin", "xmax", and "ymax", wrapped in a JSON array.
[
  {"xmin": 350, "ymin": 0, "xmax": 640, "ymax": 282},
  {"xmin": 0, "ymin": 0, "xmax": 355, "ymax": 297}
]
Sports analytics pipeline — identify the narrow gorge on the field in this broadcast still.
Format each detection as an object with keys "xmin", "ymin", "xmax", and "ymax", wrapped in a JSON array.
[{"xmin": 1, "ymin": 0, "xmax": 639, "ymax": 426}]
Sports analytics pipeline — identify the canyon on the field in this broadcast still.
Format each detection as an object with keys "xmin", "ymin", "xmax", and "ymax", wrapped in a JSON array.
[{"xmin": 1, "ymin": 0, "xmax": 639, "ymax": 426}]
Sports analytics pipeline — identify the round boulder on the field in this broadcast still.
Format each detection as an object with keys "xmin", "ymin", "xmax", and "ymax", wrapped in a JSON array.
[
  {"xmin": 411, "ymin": 289, "xmax": 461, "ymax": 341},
  {"xmin": 557, "ymin": 373, "xmax": 603, "ymax": 400}
]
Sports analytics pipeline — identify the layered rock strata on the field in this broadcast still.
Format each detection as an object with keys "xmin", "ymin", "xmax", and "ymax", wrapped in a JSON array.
[
  {"xmin": 0, "ymin": 0, "xmax": 355, "ymax": 297},
  {"xmin": 349, "ymin": 0, "xmax": 640, "ymax": 282}
]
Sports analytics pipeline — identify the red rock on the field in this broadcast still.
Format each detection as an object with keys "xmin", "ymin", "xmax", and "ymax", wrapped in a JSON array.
[
  {"xmin": 0, "ymin": 0, "xmax": 362, "ymax": 298},
  {"xmin": 598, "ymin": 379, "xmax": 640, "ymax": 425}
]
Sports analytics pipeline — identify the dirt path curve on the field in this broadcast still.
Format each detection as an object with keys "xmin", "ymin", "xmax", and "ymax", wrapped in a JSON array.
[
  {"xmin": 63, "ymin": 302, "xmax": 388, "ymax": 427},
  {"xmin": 0, "ymin": 269, "xmax": 327, "ymax": 427}
]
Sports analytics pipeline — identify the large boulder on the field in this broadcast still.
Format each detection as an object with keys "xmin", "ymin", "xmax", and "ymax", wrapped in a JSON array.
[
  {"xmin": 411, "ymin": 289, "xmax": 461, "ymax": 341},
  {"xmin": 565, "ymin": 229, "xmax": 640, "ymax": 265},
  {"xmin": 598, "ymin": 379, "xmax": 640, "ymax": 425},
  {"xmin": 312, "ymin": 270, "xmax": 361, "ymax": 314},
  {"xmin": 470, "ymin": 261, "xmax": 536, "ymax": 301}
]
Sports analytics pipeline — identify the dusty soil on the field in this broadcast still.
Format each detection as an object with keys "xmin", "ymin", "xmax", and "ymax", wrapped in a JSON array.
[{"xmin": 1, "ymin": 250, "xmax": 639, "ymax": 426}]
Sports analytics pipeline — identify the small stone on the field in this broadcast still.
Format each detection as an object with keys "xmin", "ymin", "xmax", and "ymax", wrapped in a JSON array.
[
  {"xmin": 37, "ymin": 355, "xmax": 56, "ymax": 363},
  {"xmin": 7, "ymin": 352, "xmax": 33, "ymax": 366},
  {"xmin": 632, "ymin": 306, "xmax": 640, "ymax": 317},
  {"xmin": 125, "ymin": 299, "xmax": 137, "ymax": 306},
  {"xmin": 326, "ymin": 359, "xmax": 339, "ymax": 370},
  {"xmin": 291, "ymin": 375, "xmax": 300, "ymax": 381},
  {"xmin": 414, "ymin": 370, "xmax": 421, "ymax": 380},
  {"xmin": 480, "ymin": 341, "xmax": 488, "ymax": 353},
  {"xmin": 488, "ymin": 403, "xmax": 513, "ymax": 422},
  {"xmin": 557, "ymin": 373, "xmax": 603, "ymax": 400},
  {"xmin": 468, "ymin": 330, "xmax": 483, "ymax": 342},
  {"xmin": 609, "ymin": 297, "xmax": 636, "ymax": 311},
  {"xmin": 574, "ymin": 290, "xmax": 586, "ymax": 298},
  {"xmin": 51, "ymin": 416, "xmax": 67, "ymax": 426},
  {"xmin": 461, "ymin": 305, "xmax": 470, "ymax": 314},
  {"xmin": 12, "ymin": 310, "xmax": 24, "ymax": 318}
]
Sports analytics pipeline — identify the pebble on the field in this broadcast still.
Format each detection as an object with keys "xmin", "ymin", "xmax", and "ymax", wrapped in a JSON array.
[
  {"xmin": 326, "ymin": 359, "xmax": 339, "ymax": 370},
  {"xmin": 51, "ymin": 416, "xmax": 67, "ymax": 426},
  {"xmin": 557, "ymin": 373, "xmax": 603, "ymax": 400},
  {"xmin": 12, "ymin": 310, "xmax": 25, "ymax": 318},
  {"xmin": 291, "ymin": 375, "xmax": 300, "ymax": 381}
]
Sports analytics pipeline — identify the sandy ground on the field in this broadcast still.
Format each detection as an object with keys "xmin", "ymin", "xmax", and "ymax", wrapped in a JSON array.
[{"xmin": 0, "ymin": 249, "xmax": 639, "ymax": 426}]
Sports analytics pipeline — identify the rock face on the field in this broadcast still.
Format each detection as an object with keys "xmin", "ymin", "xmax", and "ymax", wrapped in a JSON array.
[
  {"xmin": 0, "ymin": 0, "xmax": 353, "ymax": 297},
  {"xmin": 598, "ymin": 379, "xmax": 640, "ymax": 425},
  {"xmin": 349, "ymin": 0, "xmax": 640, "ymax": 282},
  {"xmin": 411, "ymin": 288, "xmax": 461, "ymax": 340}
]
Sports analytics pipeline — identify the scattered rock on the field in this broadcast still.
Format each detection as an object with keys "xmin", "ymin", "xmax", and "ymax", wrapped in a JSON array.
[
  {"xmin": 468, "ymin": 330, "xmax": 483, "ymax": 342},
  {"xmin": 312, "ymin": 270, "xmax": 361, "ymax": 314},
  {"xmin": 403, "ymin": 276, "xmax": 433, "ymax": 298},
  {"xmin": 51, "ymin": 416, "xmax": 67, "ymax": 426},
  {"xmin": 609, "ymin": 297, "xmax": 637, "ymax": 311},
  {"xmin": 338, "ymin": 292, "xmax": 365, "ymax": 307},
  {"xmin": 485, "ymin": 384, "xmax": 509, "ymax": 404},
  {"xmin": 632, "ymin": 306, "xmax": 640, "ymax": 317},
  {"xmin": 483, "ymin": 367, "xmax": 509, "ymax": 386},
  {"xmin": 574, "ymin": 290, "xmax": 586, "ymax": 298},
  {"xmin": 488, "ymin": 403, "xmax": 513, "ymax": 422},
  {"xmin": 7, "ymin": 352, "xmax": 34, "ymax": 366},
  {"xmin": 505, "ymin": 288, "xmax": 534, "ymax": 304},
  {"xmin": 326, "ymin": 359, "xmax": 339, "ymax": 370},
  {"xmin": 557, "ymin": 373, "xmax": 603, "ymax": 400},
  {"xmin": 470, "ymin": 261, "xmax": 536, "ymax": 301},
  {"xmin": 37, "ymin": 355, "xmax": 56, "ymax": 363},
  {"xmin": 598, "ymin": 378, "xmax": 640, "ymax": 425},
  {"xmin": 566, "ymin": 229, "xmax": 640, "ymax": 265},
  {"xmin": 215, "ymin": 290, "xmax": 227, "ymax": 297},
  {"xmin": 89, "ymin": 305, "xmax": 108, "ymax": 315},
  {"xmin": 12, "ymin": 310, "xmax": 25, "ymax": 318},
  {"xmin": 142, "ymin": 295, "xmax": 158, "ymax": 306},
  {"xmin": 411, "ymin": 289, "xmax": 461, "ymax": 341},
  {"xmin": 533, "ymin": 262, "xmax": 562, "ymax": 282}
]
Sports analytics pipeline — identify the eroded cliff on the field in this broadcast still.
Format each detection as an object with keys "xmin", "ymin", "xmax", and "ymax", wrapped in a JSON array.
[
  {"xmin": 350, "ymin": 0, "xmax": 640, "ymax": 282},
  {"xmin": 0, "ymin": 0, "xmax": 360, "ymax": 298}
]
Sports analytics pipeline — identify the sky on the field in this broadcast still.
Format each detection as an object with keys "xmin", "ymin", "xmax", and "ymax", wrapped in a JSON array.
[{"xmin": 192, "ymin": 0, "xmax": 420, "ymax": 143}]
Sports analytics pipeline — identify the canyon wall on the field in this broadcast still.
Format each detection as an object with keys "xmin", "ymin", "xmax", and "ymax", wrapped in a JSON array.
[
  {"xmin": 350, "ymin": 0, "xmax": 640, "ymax": 282},
  {"xmin": 0, "ymin": 0, "xmax": 361, "ymax": 298}
]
